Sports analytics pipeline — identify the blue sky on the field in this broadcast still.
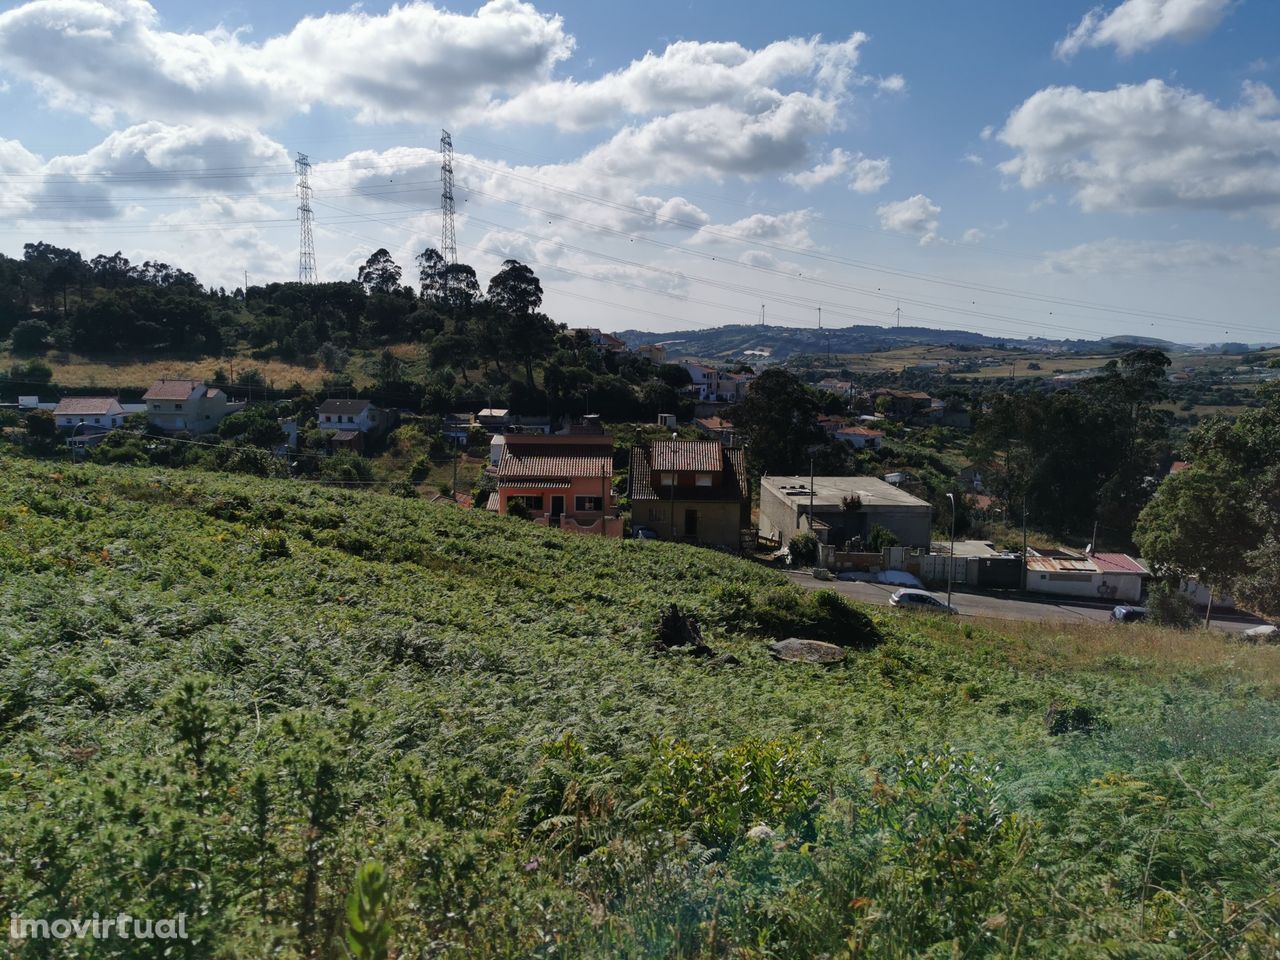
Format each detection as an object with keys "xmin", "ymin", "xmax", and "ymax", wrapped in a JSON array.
[{"xmin": 1, "ymin": 0, "xmax": 1278, "ymax": 344}]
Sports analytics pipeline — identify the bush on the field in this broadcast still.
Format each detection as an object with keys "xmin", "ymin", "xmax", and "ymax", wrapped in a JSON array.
[
  {"xmin": 788, "ymin": 532, "xmax": 818, "ymax": 566},
  {"xmin": 867, "ymin": 524, "xmax": 899, "ymax": 552},
  {"xmin": 1145, "ymin": 581, "xmax": 1195, "ymax": 628},
  {"xmin": 10, "ymin": 318, "xmax": 50, "ymax": 354}
]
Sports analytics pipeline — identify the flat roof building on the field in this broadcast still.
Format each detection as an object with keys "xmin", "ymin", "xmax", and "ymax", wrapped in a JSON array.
[{"xmin": 759, "ymin": 475, "xmax": 932, "ymax": 549}]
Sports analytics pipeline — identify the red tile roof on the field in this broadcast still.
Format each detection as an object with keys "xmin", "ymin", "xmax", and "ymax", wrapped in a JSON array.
[
  {"xmin": 630, "ymin": 444, "xmax": 748, "ymax": 502},
  {"xmin": 696, "ymin": 416, "xmax": 734, "ymax": 430},
  {"xmin": 143, "ymin": 379, "xmax": 201, "ymax": 401},
  {"xmin": 650, "ymin": 439, "xmax": 723, "ymax": 472},
  {"xmin": 1170, "ymin": 460, "xmax": 1189, "ymax": 473},
  {"xmin": 1091, "ymin": 553, "xmax": 1150, "ymax": 575},
  {"xmin": 498, "ymin": 436, "xmax": 613, "ymax": 481}
]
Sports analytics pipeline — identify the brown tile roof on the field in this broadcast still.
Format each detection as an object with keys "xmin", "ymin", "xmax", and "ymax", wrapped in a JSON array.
[
  {"xmin": 498, "ymin": 438, "xmax": 613, "ymax": 481},
  {"xmin": 695, "ymin": 416, "xmax": 734, "ymax": 430},
  {"xmin": 630, "ymin": 444, "xmax": 749, "ymax": 502},
  {"xmin": 143, "ymin": 379, "xmax": 201, "ymax": 401},
  {"xmin": 53, "ymin": 397, "xmax": 121, "ymax": 416},
  {"xmin": 650, "ymin": 439, "xmax": 723, "ymax": 473}
]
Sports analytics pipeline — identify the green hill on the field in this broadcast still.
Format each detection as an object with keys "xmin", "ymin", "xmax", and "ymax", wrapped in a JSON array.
[{"xmin": 2, "ymin": 456, "xmax": 1277, "ymax": 957}]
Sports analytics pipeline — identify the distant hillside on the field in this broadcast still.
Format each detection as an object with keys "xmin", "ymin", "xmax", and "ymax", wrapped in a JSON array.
[
  {"xmin": 2, "ymin": 458, "xmax": 1277, "ymax": 956},
  {"xmin": 616, "ymin": 323, "xmax": 1193, "ymax": 362}
]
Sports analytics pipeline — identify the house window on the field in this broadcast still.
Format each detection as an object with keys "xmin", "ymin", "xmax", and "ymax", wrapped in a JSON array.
[
  {"xmin": 93, "ymin": 418, "xmax": 100, "ymax": 424},
  {"xmin": 174, "ymin": 403, "xmax": 183, "ymax": 411},
  {"xmin": 695, "ymin": 473, "xmax": 713, "ymax": 486},
  {"xmin": 658, "ymin": 472, "xmax": 673, "ymax": 486},
  {"xmin": 575, "ymin": 496, "xmax": 604, "ymax": 512},
  {"xmin": 507, "ymin": 495, "xmax": 544, "ymax": 512}
]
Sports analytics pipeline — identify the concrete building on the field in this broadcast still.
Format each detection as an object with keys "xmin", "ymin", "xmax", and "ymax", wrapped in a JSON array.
[
  {"xmin": 143, "ymin": 380, "xmax": 242, "ymax": 434},
  {"xmin": 629, "ymin": 439, "xmax": 751, "ymax": 549},
  {"xmin": 759, "ymin": 475, "xmax": 932, "ymax": 549}
]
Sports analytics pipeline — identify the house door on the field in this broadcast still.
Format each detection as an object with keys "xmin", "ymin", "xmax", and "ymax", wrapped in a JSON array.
[
  {"xmin": 684, "ymin": 509, "xmax": 698, "ymax": 539},
  {"xmin": 550, "ymin": 496, "xmax": 565, "ymax": 518}
]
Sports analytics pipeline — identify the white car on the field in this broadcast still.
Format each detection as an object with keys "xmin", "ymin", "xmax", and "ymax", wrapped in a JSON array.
[{"xmin": 890, "ymin": 588, "xmax": 958, "ymax": 614}]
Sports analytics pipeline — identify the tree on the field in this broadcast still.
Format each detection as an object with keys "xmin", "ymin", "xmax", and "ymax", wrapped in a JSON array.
[
  {"xmin": 10, "ymin": 318, "xmax": 50, "ymax": 354},
  {"xmin": 1135, "ymin": 391, "xmax": 1280, "ymax": 618},
  {"xmin": 442, "ymin": 263, "xmax": 481, "ymax": 311},
  {"xmin": 732, "ymin": 368, "xmax": 825, "ymax": 476},
  {"xmin": 415, "ymin": 247, "xmax": 448, "ymax": 302},
  {"xmin": 486, "ymin": 260, "xmax": 552, "ymax": 388},
  {"xmin": 357, "ymin": 249, "xmax": 403, "ymax": 296}
]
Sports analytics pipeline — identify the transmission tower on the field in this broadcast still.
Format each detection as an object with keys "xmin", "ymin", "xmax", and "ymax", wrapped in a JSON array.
[
  {"xmin": 440, "ymin": 130, "xmax": 457, "ymax": 267},
  {"xmin": 295, "ymin": 152, "xmax": 316, "ymax": 283}
]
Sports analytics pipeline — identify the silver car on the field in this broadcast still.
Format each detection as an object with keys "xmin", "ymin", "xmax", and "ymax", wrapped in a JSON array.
[{"xmin": 890, "ymin": 588, "xmax": 958, "ymax": 614}]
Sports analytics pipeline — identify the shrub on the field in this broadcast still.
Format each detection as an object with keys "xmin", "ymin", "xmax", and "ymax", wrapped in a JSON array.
[
  {"xmin": 867, "ymin": 524, "xmax": 899, "ymax": 552},
  {"xmin": 1145, "ymin": 581, "xmax": 1195, "ymax": 628},
  {"xmin": 788, "ymin": 532, "xmax": 818, "ymax": 566}
]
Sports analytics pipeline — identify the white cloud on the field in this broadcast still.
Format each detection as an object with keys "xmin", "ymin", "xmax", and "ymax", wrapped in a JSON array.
[
  {"xmin": 1041, "ymin": 237, "xmax": 1280, "ymax": 273},
  {"xmin": 0, "ymin": 0, "xmax": 573, "ymax": 125},
  {"xmin": 483, "ymin": 32, "xmax": 867, "ymax": 130},
  {"xmin": 694, "ymin": 209, "xmax": 815, "ymax": 249},
  {"xmin": 1055, "ymin": 0, "xmax": 1233, "ymax": 61},
  {"xmin": 1, "ymin": 123, "xmax": 289, "ymax": 221},
  {"xmin": 783, "ymin": 147, "xmax": 890, "ymax": 192},
  {"xmin": 962, "ymin": 153, "xmax": 984, "ymax": 167},
  {"xmin": 962, "ymin": 227, "xmax": 986, "ymax": 244},
  {"xmin": 998, "ymin": 80, "xmax": 1280, "ymax": 224},
  {"xmin": 876, "ymin": 194, "xmax": 941, "ymax": 244}
]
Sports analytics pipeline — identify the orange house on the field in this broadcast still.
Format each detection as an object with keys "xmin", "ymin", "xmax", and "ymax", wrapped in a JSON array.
[{"xmin": 496, "ymin": 434, "xmax": 623, "ymax": 537}]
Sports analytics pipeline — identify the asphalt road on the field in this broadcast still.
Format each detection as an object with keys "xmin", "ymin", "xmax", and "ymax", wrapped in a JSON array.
[{"xmin": 783, "ymin": 571, "xmax": 1265, "ymax": 634}]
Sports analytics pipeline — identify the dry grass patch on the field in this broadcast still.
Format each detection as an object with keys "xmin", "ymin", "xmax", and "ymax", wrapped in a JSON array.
[
  {"xmin": 961, "ymin": 617, "xmax": 1280, "ymax": 694},
  {"xmin": 3, "ymin": 350, "xmax": 333, "ymax": 390}
]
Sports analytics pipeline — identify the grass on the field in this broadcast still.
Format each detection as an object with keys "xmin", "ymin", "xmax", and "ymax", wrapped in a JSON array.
[
  {"xmin": 1, "ymin": 453, "xmax": 1277, "ymax": 957},
  {"xmin": 2, "ymin": 349, "xmax": 335, "ymax": 391}
]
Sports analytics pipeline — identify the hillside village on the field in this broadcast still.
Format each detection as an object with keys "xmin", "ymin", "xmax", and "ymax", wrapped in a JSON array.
[{"xmin": 3, "ymin": 0, "xmax": 1280, "ymax": 951}]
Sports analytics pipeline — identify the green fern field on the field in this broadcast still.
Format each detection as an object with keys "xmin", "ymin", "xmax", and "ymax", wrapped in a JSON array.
[{"xmin": 1, "ymin": 455, "xmax": 1277, "ymax": 957}]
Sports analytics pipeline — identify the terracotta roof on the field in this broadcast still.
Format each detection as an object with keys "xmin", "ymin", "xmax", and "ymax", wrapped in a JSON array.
[
  {"xmin": 1170, "ymin": 460, "xmax": 1189, "ymax": 473},
  {"xmin": 143, "ymin": 379, "xmax": 201, "ymax": 401},
  {"xmin": 498, "ymin": 439, "xmax": 612, "ymax": 481},
  {"xmin": 630, "ymin": 444, "xmax": 748, "ymax": 502},
  {"xmin": 318, "ymin": 399, "xmax": 372, "ymax": 416},
  {"xmin": 54, "ymin": 397, "xmax": 121, "ymax": 416},
  {"xmin": 330, "ymin": 430, "xmax": 361, "ymax": 442},
  {"xmin": 1091, "ymin": 553, "xmax": 1150, "ymax": 575},
  {"xmin": 651, "ymin": 439, "xmax": 723, "ymax": 473},
  {"xmin": 838, "ymin": 426, "xmax": 884, "ymax": 438}
]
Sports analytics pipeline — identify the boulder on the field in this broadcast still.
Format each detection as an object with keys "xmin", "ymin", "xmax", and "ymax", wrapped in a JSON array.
[{"xmin": 769, "ymin": 638, "xmax": 846, "ymax": 665}]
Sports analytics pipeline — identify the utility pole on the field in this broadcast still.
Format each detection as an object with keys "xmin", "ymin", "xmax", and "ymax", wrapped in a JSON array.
[
  {"xmin": 295, "ymin": 153, "xmax": 316, "ymax": 283},
  {"xmin": 760, "ymin": 303, "xmax": 765, "ymax": 326},
  {"xmin": 1021, "ymin": 492, "xmax": 1029, "ymax": 591},
  {"xmin": 946, "ymin": 492, "xmax": 956, "ymax": 609},
  {"xmin": 894, "ymin": 303, "xmax": 901, "ymax": 328},
  {"xmin": 440, "ymin": 129, "xmax": 457, "ymax": 300}
]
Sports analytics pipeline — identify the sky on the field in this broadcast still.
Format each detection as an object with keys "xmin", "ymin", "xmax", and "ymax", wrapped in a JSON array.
[{"xmin": 1, "ymin": 0, "xmax": 1279, "ymax": 345}]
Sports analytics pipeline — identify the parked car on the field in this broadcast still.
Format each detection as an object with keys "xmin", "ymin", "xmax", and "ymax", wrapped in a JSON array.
[
  {"xmin": 890, "ymin": 589, "xmax": 957, "ymax": 614},
  {"xmin": 1110, "ymin": 605, "xmax": 1147, "ymax": 623},
  {"xmin": 632, "ymin": 525, "xmax": 658, "ymax": 540}
]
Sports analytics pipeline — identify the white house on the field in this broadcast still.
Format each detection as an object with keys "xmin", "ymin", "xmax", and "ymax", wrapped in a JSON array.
[
  {"xmin": 317, "ymin": 399, "xmax": 378, "ymax": 433},
  {"xmin": 1025, "ymin": 551, "xmax": 1149, "ymax": 604},
  {"xmin": 835, "ymin": 426, "xmax": 885, "ymax": 450},
  {"xmin": 678, "ymin": 362, "xmax": 720, "ymax": 401},
  {"xmin": 54, "ymin": 397, "xmax": 126, "ymax": 433}
]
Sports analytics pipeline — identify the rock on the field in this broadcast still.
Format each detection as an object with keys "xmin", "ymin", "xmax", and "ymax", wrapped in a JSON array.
[
  {"xmin": 706, "ymin": 653, "xmax": 741, "ymax": 667},
  {"xmin": 769, "ymin": 638, "xmax": 847, "ymax": 665},
  {"xmin": 746, "ymin": 824, "xmax": 775, "ymax": 841}
]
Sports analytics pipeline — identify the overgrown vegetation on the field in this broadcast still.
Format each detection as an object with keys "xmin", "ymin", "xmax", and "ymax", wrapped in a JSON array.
[{"xmin": 1, "ymin": 455, "xmax": 1278, "ymax": 957}]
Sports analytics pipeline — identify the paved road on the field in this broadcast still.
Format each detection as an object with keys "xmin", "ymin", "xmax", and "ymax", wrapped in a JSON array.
[{"xmin": 783, "ymin": 571, "xmax": 1263, "ymax": 634}]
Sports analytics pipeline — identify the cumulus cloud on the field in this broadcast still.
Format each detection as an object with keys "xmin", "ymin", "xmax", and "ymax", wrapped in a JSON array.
[
  {"xmin": 693, "ymin": 209, "xmax": 816, "ymax": 249},
  {"xmin": 483, "ymin": 32, "xmax": 866, "ymax": 130},
  {"xmin": 997, "ymin": 80, "xmax": 1280, "ymax": 224},
  {"xmin": 1055, "ymin": 0, "xmax": 1232, "ymax": 60},
  {"xmin": 876, "ymin": 194, "xmax": 941, "ymax": 244},
  {"xmin": 0, "ymin": 0, "xmax": 573, "ymax": 125},
  {"xmin": 962, "ymin": 228, "xmax": 986, "ymax": 244},
  {"xmin": 783, "ymin": 147, "xmax": 890, "ymax": 192},
  {"xmin": 0, "ymin": 123, "xmax": 290, "ymax": 221},
  {"xmin": 1041, "ymin": 237, "xmax": 1280, "ymax": 273}
]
